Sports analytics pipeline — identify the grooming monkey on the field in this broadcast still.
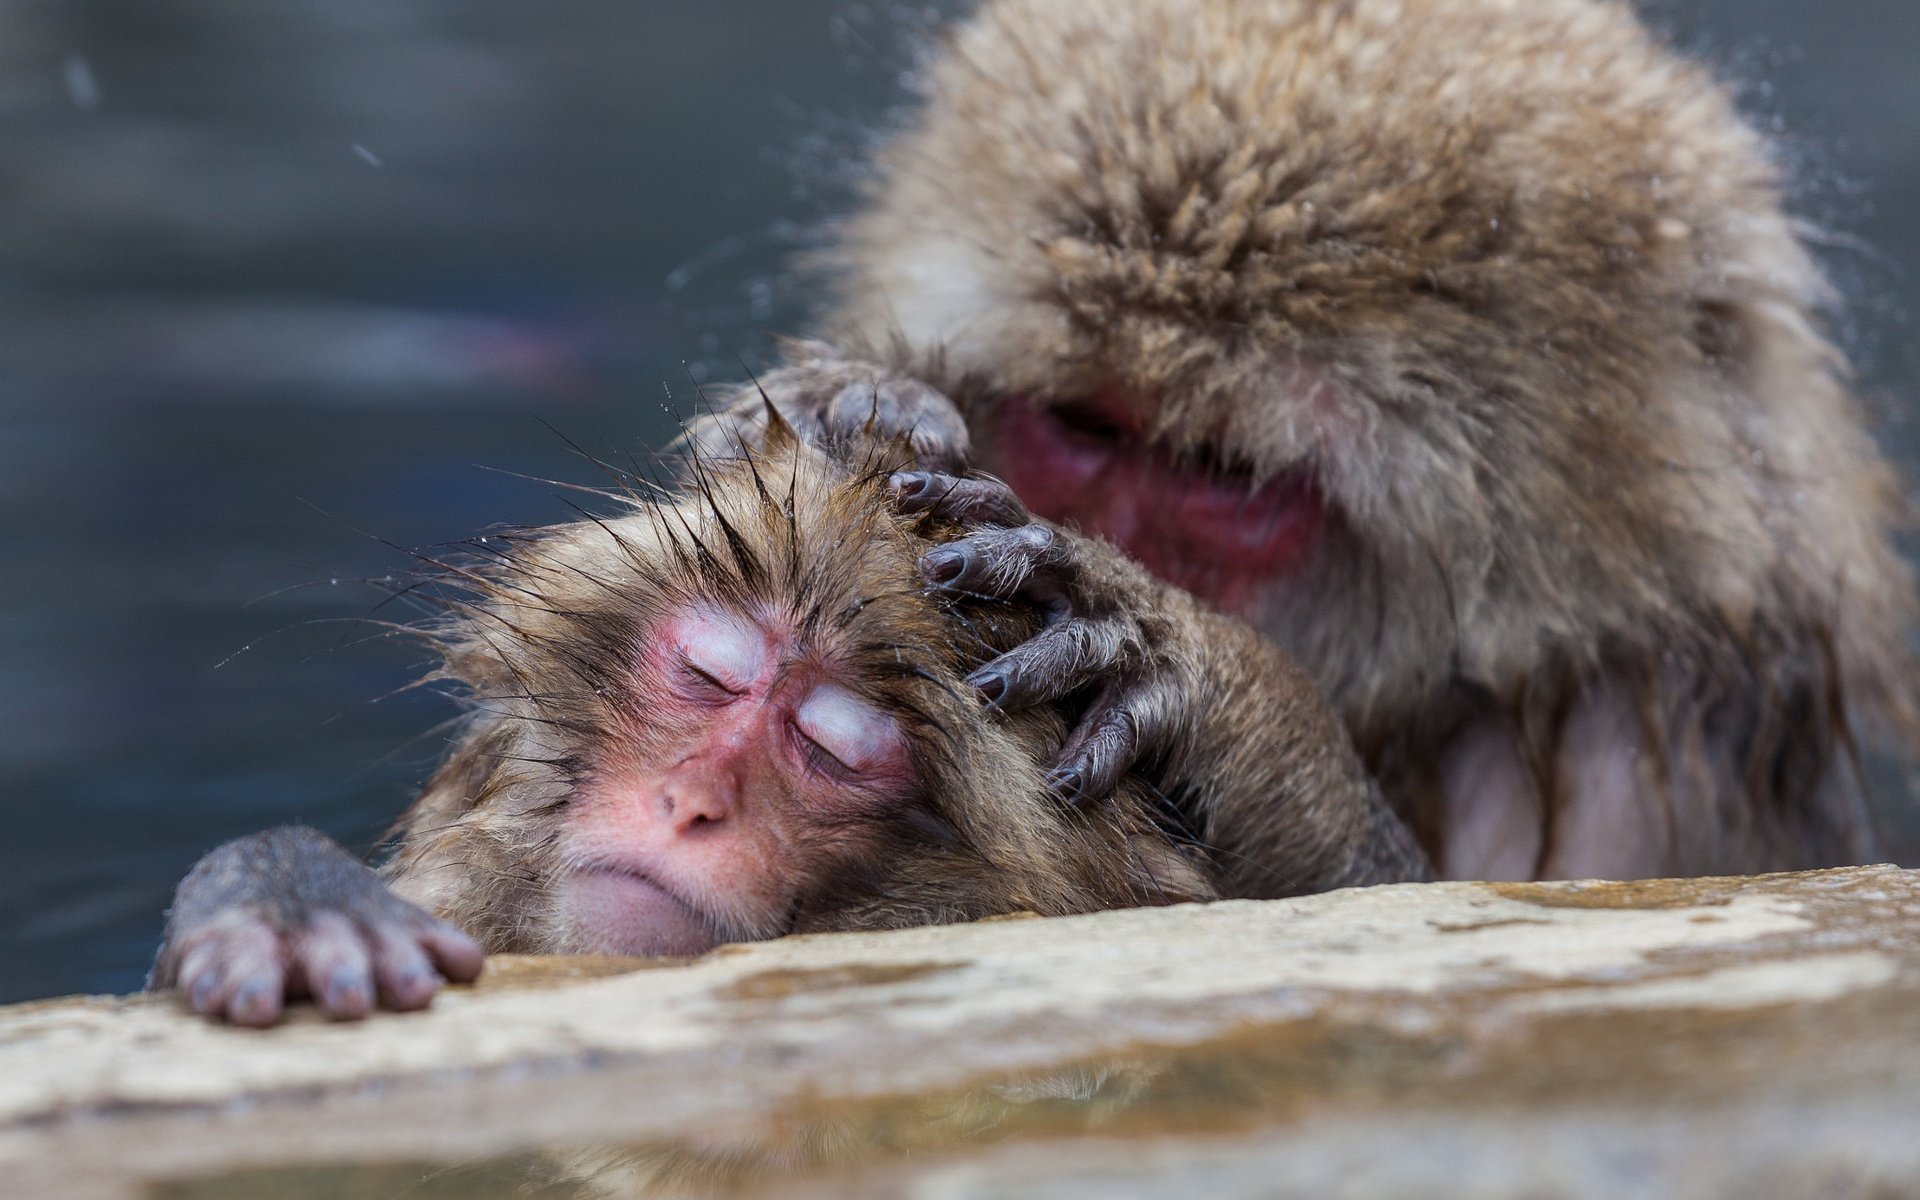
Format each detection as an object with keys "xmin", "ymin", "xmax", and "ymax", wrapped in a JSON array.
[
  {"xmin": 154, "ymin": 429, "xmax": 1418, "ymax": 1025},
  {"xmin": 693, "ymin": 0, "xmax": 1918, "ymax": 881}
]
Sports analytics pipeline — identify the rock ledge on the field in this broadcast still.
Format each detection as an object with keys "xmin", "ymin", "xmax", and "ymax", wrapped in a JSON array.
[{"xmin": 5, "ymin": 866, "xmax": 1919, "ymax": 1199}]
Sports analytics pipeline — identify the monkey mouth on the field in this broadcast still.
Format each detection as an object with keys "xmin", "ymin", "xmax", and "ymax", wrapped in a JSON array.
[
  {"xmin": 990, "ymin": 395, "xmax": 1326, "ymax": 615},
  {"xmin": 557, "ymin": 863, "xmax": 724, "ymax": 957}
]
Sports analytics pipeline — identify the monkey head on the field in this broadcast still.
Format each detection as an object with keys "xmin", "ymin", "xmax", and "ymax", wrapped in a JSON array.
[
  {"xmin": 390, "ymin": 429, "xmax": 1214, "ymax": 955},
  {"xmin": 764, "ymin": 0, "xmax": 1920, "ymax": 876},
  {"xmin": 813, "ymin": 0, "xmax": 1914, "ymax": 764}
]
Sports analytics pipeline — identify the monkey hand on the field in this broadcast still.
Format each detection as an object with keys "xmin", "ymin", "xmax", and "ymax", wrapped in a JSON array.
[
  {"xmin": 150, "ymin": 826, "xmax": 484, "ymax": 1027},
  {"xmin": 683, "ymin": 341, "xmax": 971, "ymax": 473},
  {"xmin": 889, "ymin": 469, "xmax": 1200, "ymax": 806},
  {"xmin": 892, "ymin": 469, "xmax": 1433, "ymax": 890}
]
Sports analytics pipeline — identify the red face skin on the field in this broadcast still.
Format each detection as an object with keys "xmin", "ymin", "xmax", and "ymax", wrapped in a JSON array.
[
  {"xmin": 555, "ymin": 605, "xmax": 914, "ymax": 956},
  {"xmin": 992, "ymin": 395, "xmax": 1325, "ymax": 616}
]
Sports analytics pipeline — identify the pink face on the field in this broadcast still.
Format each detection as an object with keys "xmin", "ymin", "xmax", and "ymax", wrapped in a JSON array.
[
  {"xmin": 555, "ymin": 605, "xmax": 914, "ymax": 956},
  {"xmin": 991, "ymin": 393, "xmax": 1325, "ymax": 617}
]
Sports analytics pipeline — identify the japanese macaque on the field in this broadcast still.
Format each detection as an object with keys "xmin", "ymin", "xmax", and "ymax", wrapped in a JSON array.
[
  {"xmin": 154, "ymin": 430, "xmax": 1420, "ymax": 1025},
  {"xmin": 692, "ymin": 0, "xmax": 1918, "ymax": 881}
]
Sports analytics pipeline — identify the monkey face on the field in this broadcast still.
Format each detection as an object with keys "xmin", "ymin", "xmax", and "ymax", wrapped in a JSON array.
[
  {"xmin": 988, "ymin": 391, "xmax": 1326, "ymax": 617},
  {"xmin": 415, "ymin": 439, "xmax": 1214, "ymax": 955},
  {"xmin": 556, "ymin": 604, "xmax": 921, "ymax": 956}
]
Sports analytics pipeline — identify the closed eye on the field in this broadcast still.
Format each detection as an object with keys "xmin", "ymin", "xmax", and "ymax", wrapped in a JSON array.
[
  {"xmin": 792, "ymin": 683, "xmax": 898, "ymax": 780},
  {"xmin": 679, "ymin": 660, "xmax": 743, "ymax": 698},
  {"xmin": 792, "ymin": 723, "xmax": 858, "ymax": 781}
]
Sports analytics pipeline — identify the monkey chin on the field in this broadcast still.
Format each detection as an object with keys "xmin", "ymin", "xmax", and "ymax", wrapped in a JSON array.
[{"xmin": 553, "ymin": 866, "xmax": 723, "ymax": 957}]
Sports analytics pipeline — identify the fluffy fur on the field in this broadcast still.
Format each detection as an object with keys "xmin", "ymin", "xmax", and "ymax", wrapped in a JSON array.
[
  {"xmin": 802, "ymin": 0, "xmax": 1915, "ymax": 877},
  {"xmin": 383, "ymin": 430, "xmax": 1213, "ymax": 952}
]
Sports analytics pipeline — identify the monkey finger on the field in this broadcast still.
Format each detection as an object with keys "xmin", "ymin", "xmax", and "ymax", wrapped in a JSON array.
[
  {"xmin": 368, "ymin": 927, "xmax": 441, "ymax": 1012},
  {"xmin": 294, "ymin": 912, "xmax": 376, "ymax": 1020},
  {"xmin": 825, "ymin": 377, "xmax": 971, "ymax": 472},
  {"xmin": 964, "ymin": 616, "xmax": 1136, "ymax": 710},
  {"xmin": 1048, "ymin": 677, "xmax": 1184, "ymax": 806},
  {"xmin": 920, "ymin": 524, "xmax": 1073, "ymax": 609},
  {"xmin": 169, "ymin": 915, "xmax": 284, "ymax": 1024},
  {"xmin": 172, "ymin": 936, "xmax": 234, "ymax": 1016},
  {"xmin": 418, "ymin": 921, "xmax": 486, "ymax": 984},
  {"xmin": 150, "ymin": 930, "xmax": 197, "ymax": 991},
  {"xmin": 888, "ymin": 471, "xmax": 1030, "ymax": 528},
  {"xmin": 224, "ymin": 971, "xmax": 288, "ymax": 1027},
  {"xmin": 212, "ymin": 925, "xmax": 290, "ymax": 1028}
]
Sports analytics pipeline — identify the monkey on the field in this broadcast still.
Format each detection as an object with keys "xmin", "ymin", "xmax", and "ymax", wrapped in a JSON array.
[
  {"xmin": 152, "ymin": 426, "xmax": 1422, "ymax": 1026},
  {"xmin": 689, "ymin": 0, "xmax": 1919, "ymax": 883}
]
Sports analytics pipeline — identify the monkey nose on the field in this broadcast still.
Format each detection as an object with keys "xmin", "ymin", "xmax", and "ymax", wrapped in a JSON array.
[{"xmin": 661, "ymin": 776, "xmax": 736, "ymax": 834}]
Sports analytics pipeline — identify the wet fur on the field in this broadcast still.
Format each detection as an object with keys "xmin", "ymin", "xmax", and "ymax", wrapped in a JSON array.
[
  {"xmin": 793, "ymin": 0, "xmax": 1916, "ymax": 877},
  {"xmin": 382, "ymin": 429, "xmax": 1214, "ymax": 953}
]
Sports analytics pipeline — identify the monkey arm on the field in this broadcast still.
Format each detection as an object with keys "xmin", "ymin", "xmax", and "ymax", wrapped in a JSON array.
[
  {"xmin": 1175, "ymin": 608, "xmax": 1434, "ymax": 894},
  {"xmin": 149, "ymin": 826, "xmax": 484, "ymax": 1027},
  {"xmin": 680, "ymin": 341, "xmax": 971, "ymax": 474},
  {"xmin": 889, "ymin": 471, "xmax": 1431, "ymax": 895}
]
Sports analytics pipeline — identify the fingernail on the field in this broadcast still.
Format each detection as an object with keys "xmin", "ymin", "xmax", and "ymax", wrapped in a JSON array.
[
  {"xmin": 1046, "ymin": 767, "xmax": 1087, "ymax": 805},
  {"xmin": 922, "ymin": 548, "xmax": 965, "ymax": 584},
  {"xmin": 966, "ymin": 668, "xmax": 1007, "ymax": 705},
  {"xmin": 324, "ymin": 968, "xmax": 369, "ymax": 1012},
  {"xmin": 230, "ymin": 981, "xmax": 275, "ymax": 1024},
  {"xmin": 386, "ymin": 965, "xmax": 434, "ymax": 1009},
  {"xmin": 888, "ymin": 471, "xmax": 928, "ymax": 497},
  {"xmin": 189, "ymin": 974, "xmax": 220, "ymax": 1012}
]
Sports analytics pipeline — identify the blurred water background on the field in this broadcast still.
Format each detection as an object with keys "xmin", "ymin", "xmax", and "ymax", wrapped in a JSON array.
[{"xmin": 2, "ymin": 0, "xmax": 1915, "ymax": 1003}]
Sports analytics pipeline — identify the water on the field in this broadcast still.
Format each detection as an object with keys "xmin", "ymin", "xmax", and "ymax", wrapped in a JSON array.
[{"xmin": 3, "ymin": 0, "xmax": 1916, "ymax": 1004}]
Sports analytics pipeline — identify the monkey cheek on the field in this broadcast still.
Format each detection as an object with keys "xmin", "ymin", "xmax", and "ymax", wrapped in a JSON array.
[{"xmin": 554, "ymin": 868, "xmax": 723, "ymax": 957}]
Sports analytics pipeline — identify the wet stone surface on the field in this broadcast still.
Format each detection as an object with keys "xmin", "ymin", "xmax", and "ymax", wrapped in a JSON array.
[{"xmin": 5, "ymin": 866, "xmax": 1919, "ymax": 1199}]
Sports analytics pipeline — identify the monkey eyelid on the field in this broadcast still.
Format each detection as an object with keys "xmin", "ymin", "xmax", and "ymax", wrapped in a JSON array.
[
  {"xmin": 791, "ymin": 723, "xmax": 859, "ymax": 780},
  {"xmin": 677, "ymin": 660, "xmax": 744, "ymax": 697},
  {"xmin": 671, "ymin": 607, "xmax": 769, "ymax": 691},
  {"xmin": 793, "ymin": 683, "xmax": 899, "ymax": 774}
]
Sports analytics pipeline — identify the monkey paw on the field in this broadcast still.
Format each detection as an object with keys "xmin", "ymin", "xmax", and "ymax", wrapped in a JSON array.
[
  {"xmin": 152, "ymin": 827, "xmax": 484, "ymax": 1027},
  {"xmin": 891, "ymin": 470, "xmax": 1193, "ymax": 806},
  {"xmin": 684, "ymin": 343, "xmax": 971, "ymax": 474}
]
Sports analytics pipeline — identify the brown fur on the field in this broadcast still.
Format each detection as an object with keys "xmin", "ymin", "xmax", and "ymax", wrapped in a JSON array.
[
  {"xmin": 382, "ymin": 432, "xmax": 1217, "ymax": 952},
  {"xmin": 782, "ymin": 0, "xmax": 1915, "ymax": 878}
]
